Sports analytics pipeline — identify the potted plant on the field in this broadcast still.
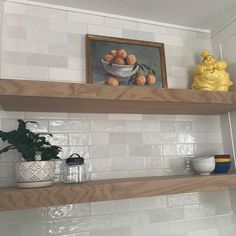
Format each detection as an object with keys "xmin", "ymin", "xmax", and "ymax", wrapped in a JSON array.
[{"xmin": 0, "ymin": 119, "xmax": 62, "ymax": 188}]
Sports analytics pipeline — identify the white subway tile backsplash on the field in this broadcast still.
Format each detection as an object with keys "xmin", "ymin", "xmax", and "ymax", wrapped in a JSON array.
[
  {"xmin": 3, "ymin": 25, "xmax": 26, "ymax": 39},
  {"xmin": 188, "ymin": 229, "xmax": 219, "ymax": 236},
  {"xmin": 68, "ymin": 120, "xmax": 90, "ymax": 132},
  {"xmin": 0, "ymin": 224, "xmax": 19, "ymax": 236},
  {"xmin": 122, "ymin": 29, "xmax": 155, "ymax": 41},
  {"xmin": 143, "ymin": 133, "xmax": 162, "ymax": 144},
  {"xmin": 0, "ymin": 2, "xmax": 232, "ymax": 236},
  {"xmin": 126, "ymin": 120, "xmax": 160, "ymax": 132},
  {"xmin": 108, "ymin": 114, "xmax": 142, "ymax": 121},
  {"xmin": 167, "ymin": 192, "xmax": 200, "ymax": 207},
  {"xmin": 132, "ymin": 222, "xmax": 168, "ymax": 236},
  {"xmin": 4, "ymin": 13, "xmax": 49, "ymax": 29},
  {"xmin": 3, "ymin": 38, "xmax": 49, "ymax": 54},
  {"xmin": 27, "ymin": 28, "xmax": 67, "ymax": 44},
  {"xmin": 104, "ymin": 17, "xmax": 137, "ymax": 30},
  {"xmin": 138, "ymin": 23, "xmax": 167, "ymax": 34},
  {"xmin": 28, "ymin": 5, "xmax": 67, "ymax": 19},
  {"xmin": 155, "ymin": 34, "xmax": 184, "ymax": 46},
  {"xmin": 69, "ymin": 133, "xmax": 91, "ymax": 145},
  {"xmin": 50, "ymin": 19, "xmax": 87, "ymax": 34},
  {"xmin": 88, "ymin": 25, "xmax": 122, "ymax": 37},
  {"xmin": 2, "ymin": 51, "xmax": 26, "ymax": 65},
  {"xmin": 168, "ymin": 28, "xmax": 197, "ymax": 38},
  {"xmin": 129, "ymin": 145, "xmax": 162, "ymax": 157},
  {"xmin": 4, "ymin": 2, "xmax": 27, "ymax": 15},
  {"xmin": 49, "ymin": 42, "xmax": 84, "ymax": 57},
  {"xmin": 26, "ymin": 53, "xmax": 67, "ymax": 68},
  {"xmin": 24, "ymin": 112, "xmax": 68, "ymax": 119},
  {"xmin": 132, "ymin": 196, "xmax": 156, "ymax": 211},
  {"xmin": 69, "ymin": 113, "xmax": 108, "ymax": 120},
  {"xmin": 2, "ymin": 63, "xmax": 49, "ymax": 80},
  {"xmin": 111, "ymin": 158, "xmax": 145, "ymax": 171},
  {"xmin": 49, "ymin": 67, "xmax": 85, "ymax": 82},
  {"xmin": 90, "ymin": 120, "xmax": 125, "ymax": 133},
  {"xmin": 68, "ymin": 57, "xmax": 86, "ymax": 70},
  {"xmin": 68, "ymin": 12, "xmax": 104, "ymax": 25},
  {"xmin": 109, "ymin": 133, "xmax": 143, "ymax": 145}
]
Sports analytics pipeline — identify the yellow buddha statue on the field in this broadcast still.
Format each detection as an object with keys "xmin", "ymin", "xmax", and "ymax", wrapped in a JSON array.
[{"xmin": 192, "ymin": 50, "xmax": 233, "ymax": 91}]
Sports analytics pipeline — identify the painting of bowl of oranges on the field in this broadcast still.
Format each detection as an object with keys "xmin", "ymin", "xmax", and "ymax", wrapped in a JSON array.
[
  {"xmin": 86, "ymin": 34, "xmax": 168, "ymax": 88},
  {"xmin": 102, "ymin": 48, "xmax": 139, "ymax": 78}
]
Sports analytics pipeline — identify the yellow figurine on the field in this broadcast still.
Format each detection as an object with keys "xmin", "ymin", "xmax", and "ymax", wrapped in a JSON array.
[{"xmin": 192, "ymin": 50, "xmax": 233, "ymax": 91}]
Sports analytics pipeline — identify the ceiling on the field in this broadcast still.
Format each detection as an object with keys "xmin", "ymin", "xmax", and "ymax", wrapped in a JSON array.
[{"xmin": 28, "ymin": 0, "xmax": 236, "ymax": 30}]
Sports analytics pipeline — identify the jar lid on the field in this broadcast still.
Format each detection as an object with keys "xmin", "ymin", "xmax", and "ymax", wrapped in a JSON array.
[{"xmin": 66, "ymin": 153, "xmax": 84, "ymax": 165}]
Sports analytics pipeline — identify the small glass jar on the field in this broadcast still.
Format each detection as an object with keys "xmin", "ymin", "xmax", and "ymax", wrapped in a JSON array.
[{"xmin": 63, "ymin": 153, "xmax": 88, "ymax": 184}]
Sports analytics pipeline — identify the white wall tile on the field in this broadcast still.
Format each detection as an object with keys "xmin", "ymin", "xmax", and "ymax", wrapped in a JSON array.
[
  {"xmin": 3, "ymin": 25, "xmax": 26, "ymax": 39},
  {"xmin": 138, "ymin": 23, "xmax": 167, "ymax": 34},
  {"xmin": 2, "ymin": 63, "xmax": 49, "ymax": 80},
  {"xmin": 4, "ymin": 13, "xmax": 49, "ymax": 29},
  {"xmin": 69, "ymin": 12, "xmax": 104, "ymax": 25},
  {"xmin": 2, "ymin": 51, "xmax": 26, "ymax": 65},
  {"xmin": 122, "ymin": 29, "xmax": 155, "ymax": 41},
  {"xmin": 27, "ymin": 28, "xmax": 67, "ymax": 44},
  {"xmin": 27, "ymin": 5, "xmax": 67, "ymax": 19},
  {"xmin": 26, "ymin": 53, "xmax": 67, "ymax": 67},
  {"xmin": 108, "ymin": 114, "xmax": 142, "ymax": 121},
  {"xmin": 155, "ymin": 34, "xmax": 184, "ymax": 46},
  {"xmin": 88, "ymin": 25, "xmax": 122, "ymax": 37},
  {"xmin": 49, "ymin": 67, "xmax": 85, "ymax": 82},
  {"xmin": 104, "ymin": 17, "xmax": 137, "ymax": 30},
  {"xmin": 68, "ymin": 57, "xmax": 86, "ymax": 70},
  {"xmin": 50, "ymin": 19, "xmax": 87, "ymax": 34},
  {"xmin": 4, "ymin": 2, "xmax": 27, "ymax": 15},
  {"xmin": 3, "ymin": 38, "xmax": 49, "ymax": 54}
]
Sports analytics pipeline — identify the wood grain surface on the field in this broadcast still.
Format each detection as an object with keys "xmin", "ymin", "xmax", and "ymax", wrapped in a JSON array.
[
  {"xmin": 0, "ymin": 79, "xmax": 236, "ymax": 114},
  {"xmin": 1, "ymin": 174, "xmax": 236, "ymax": 211}
]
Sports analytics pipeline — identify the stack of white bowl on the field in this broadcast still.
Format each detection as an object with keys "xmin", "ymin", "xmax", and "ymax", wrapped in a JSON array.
[{"xmin": 191, "ymin": 156, "xmax": 215, "ymax": 175}]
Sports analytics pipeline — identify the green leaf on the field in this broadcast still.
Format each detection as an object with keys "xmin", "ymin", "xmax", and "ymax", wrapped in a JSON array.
[
  {"xmin": 137, "ymin": 63, "xmax": 145, "ymax": 72},
  {"xmin": 132, "ymin": 63, "xmax": 138, "ymax": 71},
  {"xmin": 128, "ymin": 74, "xmax": 136, "ymax": 85},
  {"xmin": 0, "ymin": 120, "xmax": 62, "ymax": 161}
]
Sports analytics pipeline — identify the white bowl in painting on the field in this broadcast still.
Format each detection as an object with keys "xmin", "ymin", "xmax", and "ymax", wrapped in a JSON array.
[
  {"xmin": 191, "ymin": 156, "xmax": 215, "ymax": 175},
  {"xmin": 101, "ymin": 59, "xmax": 139, "ymax": 78}
]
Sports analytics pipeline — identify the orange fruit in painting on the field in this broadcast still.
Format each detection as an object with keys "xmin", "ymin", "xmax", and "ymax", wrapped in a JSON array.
[
  {"xmin": 145, "ymin": 73, "xmax": 156, "ymax": 85},
  {"xmin": 103, "ymin": 54, "xmax": 113, "ymax": 62},
  {"xmin": 116, "ymin": 48, "xmax": 128, "ymax": 60},
  {"xmin": 110, "ymin": 49, "xmax": 117, "ymax": 57},
  {"xmin": 114, "ymin": 57, "xmax": 125, "ymax": 65},
  {"xmin": 126, "ymin": 54, "xmax": 137, "ymax": 65},
  {"xmin": 105, "ymin": 76, "xmax": 119, "ymax": 86},
  {"xmin": 135, "ymin": 73, "xmax": 146, "ymax": 85}
]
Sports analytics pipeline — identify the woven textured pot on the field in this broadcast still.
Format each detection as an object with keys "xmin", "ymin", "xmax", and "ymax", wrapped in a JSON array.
[{"xmin": 15, "ymin": 161, "xmax": 55, "ymax": 188}]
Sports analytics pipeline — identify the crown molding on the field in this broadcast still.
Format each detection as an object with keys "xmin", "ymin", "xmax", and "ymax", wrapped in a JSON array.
[
  {"xmin": 211, "ymin": 10, "xmax": 236, "ymax": 37},
  {"xmin": 5, "ymin": 0, "xmax": 211, "ymax": 33}
]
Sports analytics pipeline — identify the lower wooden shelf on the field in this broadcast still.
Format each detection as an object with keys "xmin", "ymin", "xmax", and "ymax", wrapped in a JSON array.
[{"xmin": 1, "ymin": 174, "xmax": 236, "ymax": 211}]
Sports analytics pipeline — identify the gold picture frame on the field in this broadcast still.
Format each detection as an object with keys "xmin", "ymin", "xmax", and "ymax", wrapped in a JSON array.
[{"xmin": 86, "ymin": 34, "xmax": 167, "ymax": 88}]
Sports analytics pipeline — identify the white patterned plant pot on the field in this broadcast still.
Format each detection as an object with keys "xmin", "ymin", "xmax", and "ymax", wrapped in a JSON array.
[{"xmin": 15, "ymin": 161, "xmax": 55, "ymax": 188}]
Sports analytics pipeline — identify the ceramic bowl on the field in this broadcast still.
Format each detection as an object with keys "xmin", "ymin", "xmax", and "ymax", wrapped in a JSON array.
[
  {"xmin": 214, "ymin": 154, "xmax": 231, "ymax": 160},
  {"xmin": 191, "ymin": 156, "xmax": 216, "ymax": 175},
  {"xmin": 213, "ymin": 161, "xmax": 231, "ymax": 174},
  {"xmin": 101, "ymin": 59, "xmax": 139, "ymax": 78},
  {"xmin": 215, "ymin": 158, "xmax": 231, "ymax": 163}
]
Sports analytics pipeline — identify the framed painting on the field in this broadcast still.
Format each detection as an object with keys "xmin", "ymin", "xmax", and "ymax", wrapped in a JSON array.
[{"xmin": 86, "ymin": 34, "xmax": 167, "ymax": 88}]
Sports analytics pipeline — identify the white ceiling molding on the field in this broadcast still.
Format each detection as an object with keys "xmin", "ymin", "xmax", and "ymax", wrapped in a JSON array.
[
  {"xmin": 211, "ymin": 9, "xmax": 236, "ymax": 38},
  {"xmin": 5, "ymin": 0, "xmax": 211, "ymax": 33}
]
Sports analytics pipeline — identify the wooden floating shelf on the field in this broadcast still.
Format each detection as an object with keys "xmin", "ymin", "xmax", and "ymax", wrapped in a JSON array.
[
  {"xmin": 0, "ymin": 78, "xmax": 236, "ymax": 114},
  {"xmin": 1, "ymin": 174, "xmax": 236, "ymax": 211}
]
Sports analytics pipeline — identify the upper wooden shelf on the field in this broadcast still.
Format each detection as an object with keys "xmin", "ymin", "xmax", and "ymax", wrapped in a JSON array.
[
  {"xmin": 0, "ymin": 174, "xmax": 236, "ymax": 211},
  {"xmin": 0, "ymin": 78, "xmax": 236, "ymax": 115}
]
